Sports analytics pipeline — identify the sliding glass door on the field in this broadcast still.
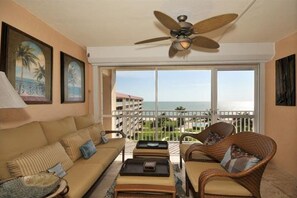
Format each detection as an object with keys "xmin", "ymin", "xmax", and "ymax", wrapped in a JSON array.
[{"xmin": 111, "ymin": 65, "xmax": 257, "ymax": 141}]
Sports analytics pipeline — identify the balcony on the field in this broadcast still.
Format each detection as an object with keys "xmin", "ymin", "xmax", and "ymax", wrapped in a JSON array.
[{"xmin": 110, "ymin": 109, "xmax": 254, "ymax": 142}]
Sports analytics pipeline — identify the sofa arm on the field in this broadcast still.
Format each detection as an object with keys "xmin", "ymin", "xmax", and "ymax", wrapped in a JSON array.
[{"xmin": 104, "ymin": 130, "xmax": 126, "ymax": 138}]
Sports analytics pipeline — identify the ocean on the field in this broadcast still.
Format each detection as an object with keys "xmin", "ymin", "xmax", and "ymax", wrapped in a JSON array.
[{"xmin": 142, "ymin": 101, "xmax": 254, "ymax": 111}]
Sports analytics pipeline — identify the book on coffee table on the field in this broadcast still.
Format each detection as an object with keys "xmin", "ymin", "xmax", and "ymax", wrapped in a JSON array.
[{"xmin": 143, "ymin": 161, "xmax": 156, "ymax": 172}]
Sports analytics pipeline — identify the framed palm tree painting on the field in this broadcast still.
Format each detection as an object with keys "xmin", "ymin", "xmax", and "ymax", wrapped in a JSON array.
[
  {"xmin": 60, "ymin": 52, "xmax": 85, "ymax": 103},
  {"xmin": 0, "ymin": 22, "xmax": 53, "ymax": 104}
]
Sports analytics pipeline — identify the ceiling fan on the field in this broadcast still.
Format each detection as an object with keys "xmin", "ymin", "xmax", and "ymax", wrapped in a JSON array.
[{"xmin": 135, "ymin": 11, "xmax": 238, "ymax": 58}]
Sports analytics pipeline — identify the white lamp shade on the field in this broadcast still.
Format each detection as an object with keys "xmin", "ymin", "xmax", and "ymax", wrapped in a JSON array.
[{"xmin": 0, "ymin": 71, "xmax": 27, "ymax": 108}]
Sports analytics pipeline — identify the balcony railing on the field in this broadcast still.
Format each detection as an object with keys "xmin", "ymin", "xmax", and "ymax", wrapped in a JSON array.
[{"xmin": 109, "ymin": 110, "xmax": 254, "ymax": 142}]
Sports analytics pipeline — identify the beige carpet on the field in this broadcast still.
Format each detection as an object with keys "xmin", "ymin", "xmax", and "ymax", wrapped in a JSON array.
[{"xmin": 88, "ymin": 156, "xmax": 297, "ymax": 198}]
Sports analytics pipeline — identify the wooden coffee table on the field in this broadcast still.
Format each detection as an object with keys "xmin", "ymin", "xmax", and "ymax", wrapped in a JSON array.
[
  {"xmin": 133, "ymin": 141, "xmax": 170, "ymax": 159},
  {"xmin": 114, "ymin": 158, "xmax": 176, "ymax": 198}
]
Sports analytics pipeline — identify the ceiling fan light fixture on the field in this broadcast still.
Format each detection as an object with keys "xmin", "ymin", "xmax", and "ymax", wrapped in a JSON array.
[{"xmin": 173, "ymin": 37, "xmax": 191, "ymax": 51}]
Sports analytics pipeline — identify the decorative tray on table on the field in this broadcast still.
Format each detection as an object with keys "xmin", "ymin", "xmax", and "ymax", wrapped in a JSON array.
[
  {"xmin": 119, "ymin": 158, "xmax": 170, "ymax": 177},
  {"xmin": 136, "ymin": 140, "xmax": 168, "ymax": 149}
]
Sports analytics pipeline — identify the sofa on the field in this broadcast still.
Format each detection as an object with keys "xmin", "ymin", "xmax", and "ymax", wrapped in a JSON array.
[{"xmin": 0, "ymin": 114, "xmax": 126, "ymax": 197}]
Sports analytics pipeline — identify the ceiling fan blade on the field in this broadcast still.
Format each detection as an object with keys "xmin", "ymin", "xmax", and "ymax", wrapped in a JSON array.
[
  {"xmin": 169, "ymin": 44, "xmax": 178, "ymax": 58},
  {"xmin": 154, "ymin": 11, "xmax": 181, "ymax": 30},
  {"xmin": 193, "ymin": 13, "xmax": 238, "ymax": 34},
  {"xmin": 135, "ymin": 36, "xmax": 171, "ymax": 45},
  {"xmin": 192, "ymin": 36, "xmax": 220, "ymax": 49}
]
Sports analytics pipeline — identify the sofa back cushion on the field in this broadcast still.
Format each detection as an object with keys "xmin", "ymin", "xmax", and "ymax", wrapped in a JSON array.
[
  {"xmin": 40, "ymin": 117, "xmax": 77, "ymax": 144},
  {"xmin": 0, "ymin": 122, "xmax": 48, "ymax": 179},
  {"xmin": 74, "ymin": 114, "xmax": 95, "ymax": 130},
  {"xmin": 7, "ymin": 142, "xmax": 73, "ymax": 177},
  {"xmin": 88, "ymin": 123, "xmax": 105, "ymax": 145},
  {"xmin": 60, "ymin": 129, "xmax": 91, "ymax": 161}
]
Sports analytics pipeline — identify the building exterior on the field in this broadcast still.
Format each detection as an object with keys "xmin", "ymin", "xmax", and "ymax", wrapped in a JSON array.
[{"xmin": 115, "ymin": 92, "xmax": 143, "ymax": 138}]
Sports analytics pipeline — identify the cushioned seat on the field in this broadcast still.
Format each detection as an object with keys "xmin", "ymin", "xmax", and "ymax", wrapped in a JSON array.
[
  {"xmin": 116, "ymin": 162, "xmax": 175, "ymax": 186},
  {"xmin": 179, "ymin": 144, "xmax": 214, "ymax": 161},
  {"xmin": 185, "ymin": 132, "xmax": 277, "ymax": 198},
  {"xmin": 64, "ymin": 163, "xmax": 104, "ymax": 198},
  {"xmin": 97, "ymin": 138, "xmax": 126, "ymax": 153},
  {"xmin": 186, "ymin": 161, "xmax": 252, "ymax": 196},
  {"xmin": 78, "ymin": 147, "xmax": 119, "ymax": 168},
  {"xmin": 115, "ymin": 162, "xmax": 176, "ymax": 197},
  {"xmin": 179, "ymin": 122, "xmax": 235, "ymax": 168},
  {"xmin": 133, "ymin": 148, "xmax": 170, "ymax": 159}
]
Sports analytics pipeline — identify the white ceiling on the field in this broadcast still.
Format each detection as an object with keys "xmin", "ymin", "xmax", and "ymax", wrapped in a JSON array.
[{"xmin": 12, "ymin": 0, "xmax": 297, "ymax": 48}]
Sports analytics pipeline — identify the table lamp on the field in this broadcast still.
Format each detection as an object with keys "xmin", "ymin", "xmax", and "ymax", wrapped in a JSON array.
[{"xmin": 0, "ymin": 71, "xmax": 27, "ymax": 108}]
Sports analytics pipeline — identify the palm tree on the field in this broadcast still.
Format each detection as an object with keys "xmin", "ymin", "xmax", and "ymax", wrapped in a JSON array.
[
  {"xmin": 34, "ymin": 62, "xmax": 45, "ymax": 82},
  {"xmin": 16, "ymin": 43, "xmax": 39, "ymax": 94},
  {"xmin": 175, "ymin": 106, "xmax": 186, "ymax": 127},
  {"xmin": 67, "ymin": 65, "xmax": 78, "ymax": 97}
]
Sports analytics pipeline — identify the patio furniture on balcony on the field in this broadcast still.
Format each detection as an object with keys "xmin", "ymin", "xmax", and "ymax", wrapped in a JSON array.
[
  {"xmin": 184, "ymin": 132, "xmax": 277, "ymax": 198},
  {"xmin": 179, "ymin": 122, "xmax": 235, "ymax": 168}
]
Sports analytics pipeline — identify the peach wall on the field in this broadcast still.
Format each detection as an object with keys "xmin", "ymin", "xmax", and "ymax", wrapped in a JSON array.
[
  {"xmin": 0, "ymin": 0, "xmax": 93, "ymax": 128},
  {"xmin": 265, "ymin": 32, "xmax": 297, "ymax": 178}
]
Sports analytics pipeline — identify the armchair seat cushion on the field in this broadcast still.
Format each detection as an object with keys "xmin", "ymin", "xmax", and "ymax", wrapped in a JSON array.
[
  {"xmin": 180, "ymin": 144, "xmax": 214, "ymax": 161},
  {"xmin": 185, "ymin": 161, "xmax": 252, "ymax": 196}
]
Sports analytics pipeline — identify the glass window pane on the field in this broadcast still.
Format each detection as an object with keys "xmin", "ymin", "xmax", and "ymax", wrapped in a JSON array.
[
  {"xmin": 217, "ymin": 70, "xmax": 254, "ymax": 111},
  {"xmin": 158, "ymin": 70, "xmax": 211, "ymax": 111}
]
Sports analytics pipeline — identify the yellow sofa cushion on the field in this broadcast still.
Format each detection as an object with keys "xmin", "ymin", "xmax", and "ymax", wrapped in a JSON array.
[
  {"xmin": 185, "ymin": 161, "xmax": 252, "ymax": 196},
  {"xmin": 76, "ymin": 147, "xmax": 118, "ymax": 170},
  {"xmin": 60, "ymin": 129, "xmax": 91, "ymax": 161},
  {"xmin": 0, "ymin": 121, "xmax": 48, "ymax": 179},
  {"xmin": 40, "ymin": 116, "xmax": 77, "ymax": 144},
  {"xmin": 96, "ymin": 138, "xmax": 125, "ymax": 153},
  {"xmin": 74, "ymin": 114, "xmax": 94, "ymax": 130},
  {"xmin": 88, "ymin": 123, "xmax": 104, "ymax": 145},
  {"xmin": 7, "ymin": 142, "xmax": 73, "ymax": 177},
  {"xmin": 64, "ymin": 162, "xmax": 104, "ymax": 198}
]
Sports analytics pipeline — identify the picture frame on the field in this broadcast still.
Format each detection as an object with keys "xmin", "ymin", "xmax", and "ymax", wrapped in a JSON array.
[
  {"xmin": 275, "ymin": 54, "xmax": 296, "ymax": 106},
  {"xmin": 60, "ymin": 52, "xmax": 85, "ymax": 103},
  {"xmin": 0, "ymin": 22, "xmax": 53, "ymax": 104}
]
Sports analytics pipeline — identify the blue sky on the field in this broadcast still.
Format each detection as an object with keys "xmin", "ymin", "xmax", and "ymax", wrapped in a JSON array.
[{"xmin": 116, "ymin": 70, "xmax": 254, "ymax": 102}]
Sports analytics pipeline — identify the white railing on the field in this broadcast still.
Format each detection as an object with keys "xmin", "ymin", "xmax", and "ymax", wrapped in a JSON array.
[{"xmin": 110, "ymin": 110, "xmax": 254, "ymax": 142}]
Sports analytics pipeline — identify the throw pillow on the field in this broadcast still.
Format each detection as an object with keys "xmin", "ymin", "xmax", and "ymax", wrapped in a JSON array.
[
  {"xmin": 7, "ymin": 142, "xmax": 73, "ymax": 177},
  {"xmin": 60, "ymin": 129, "xmax": 92, "ymax": 161},
  {"xmin": 220, "ymin": 144, "xmax": 261, "ymax": 173},
  {"xmin": 80, "ymin": 140, "xmax": 97, "ymax": 159},
  {"xmin": 47, "ymin": 162, "xmax": 67, "ymax": 178},
  {"xmin": 203, "ymin": 132, "xmax": 223, "ymax": 145},
  {"xmin": 101, "ymin": 131, "xmax": 109, "ymax": 144}
]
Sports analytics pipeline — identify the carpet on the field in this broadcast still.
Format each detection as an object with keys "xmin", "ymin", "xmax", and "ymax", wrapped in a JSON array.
[{"xmin": 104, "ymin": 164, "xmax": 186, "ymax": 198}]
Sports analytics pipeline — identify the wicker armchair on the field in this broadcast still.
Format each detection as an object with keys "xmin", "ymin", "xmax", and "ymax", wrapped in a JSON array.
[
  {"xmin": 185, "ymin": 132, "xmax": 277, "ymax": 198},
  {"xmin": 179, "ymin": 122, "xmax": 235, "ymax": 168}
]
